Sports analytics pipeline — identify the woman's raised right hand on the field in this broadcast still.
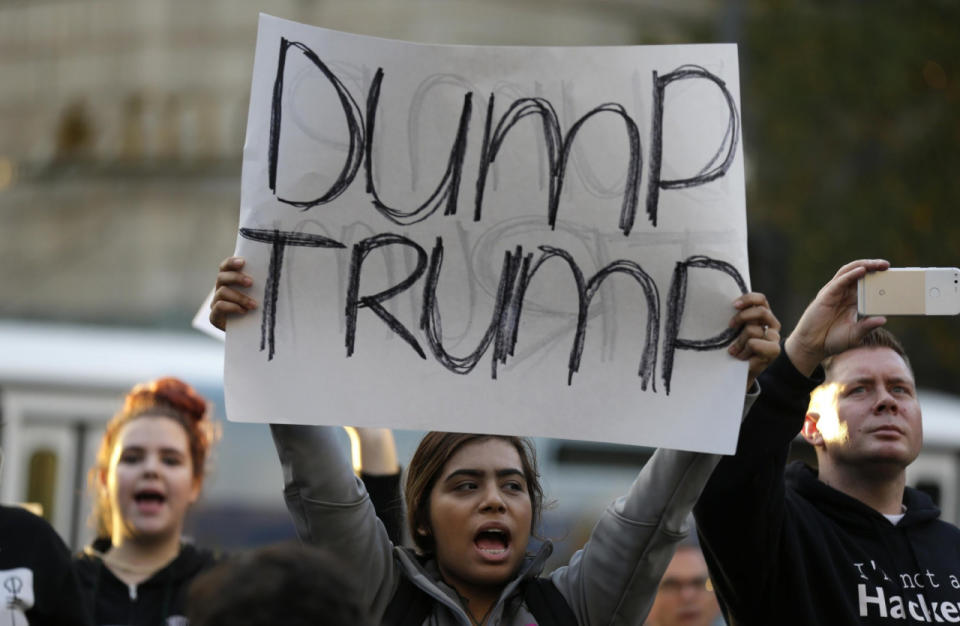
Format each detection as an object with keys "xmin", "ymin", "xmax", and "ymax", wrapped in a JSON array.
[{"xmin": 210, "ymin": 256, "xmax": 258, "ymax": 331}]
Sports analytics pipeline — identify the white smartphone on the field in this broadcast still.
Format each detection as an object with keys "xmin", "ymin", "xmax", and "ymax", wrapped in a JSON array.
[{"xmin": 858, "ymin": 267, "xmax": 960, "ymax": 316}]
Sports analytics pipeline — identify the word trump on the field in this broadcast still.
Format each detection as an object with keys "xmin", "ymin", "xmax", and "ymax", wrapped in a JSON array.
[{"xmin": 241, "ymin": 226, "xmax": 747, "ymax": 394}]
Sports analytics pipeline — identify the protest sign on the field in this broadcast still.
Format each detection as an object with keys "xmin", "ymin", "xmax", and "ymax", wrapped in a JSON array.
[{"xmin": 225, "ymin": 13, "xmax": 750, "ymax": 453}]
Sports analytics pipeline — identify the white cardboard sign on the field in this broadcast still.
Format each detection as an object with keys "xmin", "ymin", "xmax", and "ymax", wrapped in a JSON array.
[{"xmin": 225, "ymin": 14, "xmax": 750, "ymax": 453}]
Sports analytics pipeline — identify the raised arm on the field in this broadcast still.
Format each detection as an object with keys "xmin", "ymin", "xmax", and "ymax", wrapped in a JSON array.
[
  {"xmin": 550, "ymin": 292, "xmax": 779, "ymax": 626},
  {"xmin": 345, "ymin": 426, "xmax": 405, "ymax": 545},
  {"xmin": 270, "ymin": 424, "xmax": 401, "ymax": 613},
  {"xmin": 694, "ymin": 259, "xmax": 889, "ymax": 620}
]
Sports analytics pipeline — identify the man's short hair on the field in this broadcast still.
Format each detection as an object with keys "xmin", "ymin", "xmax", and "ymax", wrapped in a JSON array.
[{"xmin": 821, "ymin": 327, "xmax": 912, "ymax": 379}]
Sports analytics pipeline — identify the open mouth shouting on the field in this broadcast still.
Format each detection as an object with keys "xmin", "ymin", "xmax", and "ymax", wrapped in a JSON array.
[
  {"xmin": 133, "ymin": 488, "xmax": 167, "ymax": 515},
  {"xmin": 474, "ymin": 524, "xmax": 512, "ymax": 562}
]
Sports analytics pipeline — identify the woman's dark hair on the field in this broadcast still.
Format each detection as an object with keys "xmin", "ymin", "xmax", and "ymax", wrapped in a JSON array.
[
  {"xmin": 404, "ymin": 432, "xmax": 543, "ymax": 555},
  {"xmin": 89, "ymin": 377, "xmax": 216, "ymax": 539}
]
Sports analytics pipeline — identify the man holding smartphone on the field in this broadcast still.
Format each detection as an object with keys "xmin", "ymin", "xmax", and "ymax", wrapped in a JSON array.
[{"xmin": 695, "ymin": 259, "xmax": 960, "ymax": 625}]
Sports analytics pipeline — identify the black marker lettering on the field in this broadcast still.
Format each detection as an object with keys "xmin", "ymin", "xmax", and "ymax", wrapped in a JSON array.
[
  {"xmin": 239, "ymin": 228, "xmax": 346, "ymax": 360},
  {"xmin": 419, "ymin": 238, "xmax": 524, "ymax": 378},
  {"xmin": 268, "ymin": 39, "xmax": 365, "ymax": 208},
  {"xmin": 512, "ymin": 248, "xmax": 659, "ymax": 387},
  {"xmin": 559, "ymin": 105, "xmax": 642, "ymax": 236},
  {"xmin": 476, "ymin": 97, "xmax": 642, "ymax": 235},
  {"xmin": 661, "ymin": 255, "xmax": 747, "ymax": 394},
  {"xmin": 647, "ymin": 65, "xmax": 739, "ymax": 226},
  {"xmin": 345, "ymin": 233, "xmax": 428, "ymax": 358},
  {"xmin": 365, "ymin": 70, "xmax": 473, "ymax": 225},
  {"xmin": 475, "ymin": 96, "xmax": 561, "ymax": 224}
]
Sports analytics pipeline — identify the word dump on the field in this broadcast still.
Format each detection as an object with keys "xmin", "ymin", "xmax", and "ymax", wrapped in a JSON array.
[
  {"xmin": 268, "ymin": 39, "xmax": 740, "ymax": 233},
  {"xmin": 245, "ymin": 37, "xmax": 745, "ymax": 393}
]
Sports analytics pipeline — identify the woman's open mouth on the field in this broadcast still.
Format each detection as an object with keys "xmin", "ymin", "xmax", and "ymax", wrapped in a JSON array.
[
  {"xmin": 133, "ymin": 489, "xmax": 167, "ymax": 514},
  {"xmin": 474, "ymin": 526, "xmax": 511, "ymax": 562}
]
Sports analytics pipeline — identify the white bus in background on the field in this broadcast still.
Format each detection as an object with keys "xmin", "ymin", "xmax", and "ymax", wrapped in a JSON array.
[{"xmin": 3, "ymin": 319, "xmax": 960, "ymax": 559}]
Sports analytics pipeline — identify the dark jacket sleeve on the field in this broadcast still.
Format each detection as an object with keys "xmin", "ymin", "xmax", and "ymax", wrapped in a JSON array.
[
  {"xmin": 21, "ymin": 511, "xmax": 93, "ymax": 626},
  {"xmin": 54, "ymin": 558, "xmax": 93, "ymax": 626},
  {"xmin": 693, "ymin": 351, "xmax": 822, "ymax": 621},
  {"xmin": 361, "ymin": 471, "xmax": 405, "ymax": 546}
]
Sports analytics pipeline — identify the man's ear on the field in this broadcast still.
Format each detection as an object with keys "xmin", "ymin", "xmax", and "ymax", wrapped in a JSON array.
[{"xmin": 801, "ymin": 412, "xmax": 823, "ymax": 447}]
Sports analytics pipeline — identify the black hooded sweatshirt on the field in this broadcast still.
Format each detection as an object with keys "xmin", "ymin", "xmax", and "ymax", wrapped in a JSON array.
[
  {"xmin": 74, "ymin": 538, "xmax": 217, "ymax": 626},
  {"xmin": 695, "ymin": 351, "xmax": 960, "ymax": 625}
]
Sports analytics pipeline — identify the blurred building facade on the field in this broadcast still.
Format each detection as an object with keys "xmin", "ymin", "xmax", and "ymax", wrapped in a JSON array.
[{"xmin": 0, "ymin": 0, "xmax": 711, "ymax": 327}]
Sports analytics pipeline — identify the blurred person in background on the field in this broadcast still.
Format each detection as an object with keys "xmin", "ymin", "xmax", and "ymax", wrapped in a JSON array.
[
  {"xmin": 645, "ymin": 521, "xmax": 722, "ymax": 626},
  {"xmin": 187, "ymin": 541, "xmax": 373, "ymax": 626},
  {"xmin": 0, "ymin": 445, "xmax": 92, "ymax": 625}
]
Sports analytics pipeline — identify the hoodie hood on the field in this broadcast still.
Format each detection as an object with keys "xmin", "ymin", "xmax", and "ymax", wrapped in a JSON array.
[
  {"xmin": 785, "ymin": 461, "xmax": 941, "ymax": 531},
  {"xmin": 391, "ymin": 541, "xmax": 554, "ymax": 625},
  {"xmin": 394, "ymin": 540, "xmax": 554, "ymax": 599}
]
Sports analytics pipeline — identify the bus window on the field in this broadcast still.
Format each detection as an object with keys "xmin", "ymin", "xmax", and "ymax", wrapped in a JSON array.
[{"xmin": 26, "ymin": 449, "xmax": 57, "ymax": 522}]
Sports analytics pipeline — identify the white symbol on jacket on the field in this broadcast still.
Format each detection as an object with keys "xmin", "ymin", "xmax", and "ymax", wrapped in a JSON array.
[{"xmin": 0, "ymin": 569, "xmax": 34, "ymax": 626}]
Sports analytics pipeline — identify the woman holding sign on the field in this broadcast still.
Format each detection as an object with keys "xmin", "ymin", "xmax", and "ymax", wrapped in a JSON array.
[{"xmin": 212, "ymin": 255, "xmax": 780, "ymax": 626}]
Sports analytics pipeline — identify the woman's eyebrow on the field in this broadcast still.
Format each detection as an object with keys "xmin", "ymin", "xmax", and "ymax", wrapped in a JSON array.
[
  {"xmin": 442, "ymin": 468, "xmax": 483, "ymax": 482},
  {"xmin": 442, "ymin": 468, "xmax": 523, "ymax": 482}
]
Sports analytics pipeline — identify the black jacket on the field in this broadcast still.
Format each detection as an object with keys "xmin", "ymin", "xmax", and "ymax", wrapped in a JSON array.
[
  {"xmin": 0, "ymin": 505, "xmax": 92, "ymax": 626},
  {"xmin": 75, "ymin": 539, "xmax": 218, "ymax": 626},
  {"xmin": 695, "ymin": 351, "xmax": 960, "ymax": 625}
]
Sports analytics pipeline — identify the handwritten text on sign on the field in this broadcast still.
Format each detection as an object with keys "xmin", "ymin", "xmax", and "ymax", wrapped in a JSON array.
[{"xmin": 225, "ymin": 14, "xmax": 750, "ymax": 453}]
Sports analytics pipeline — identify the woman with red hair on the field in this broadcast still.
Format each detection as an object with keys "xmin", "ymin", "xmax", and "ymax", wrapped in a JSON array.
[{"xmin": 74, "ymin": 377, "xmax": 218, "ymax": 625}]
